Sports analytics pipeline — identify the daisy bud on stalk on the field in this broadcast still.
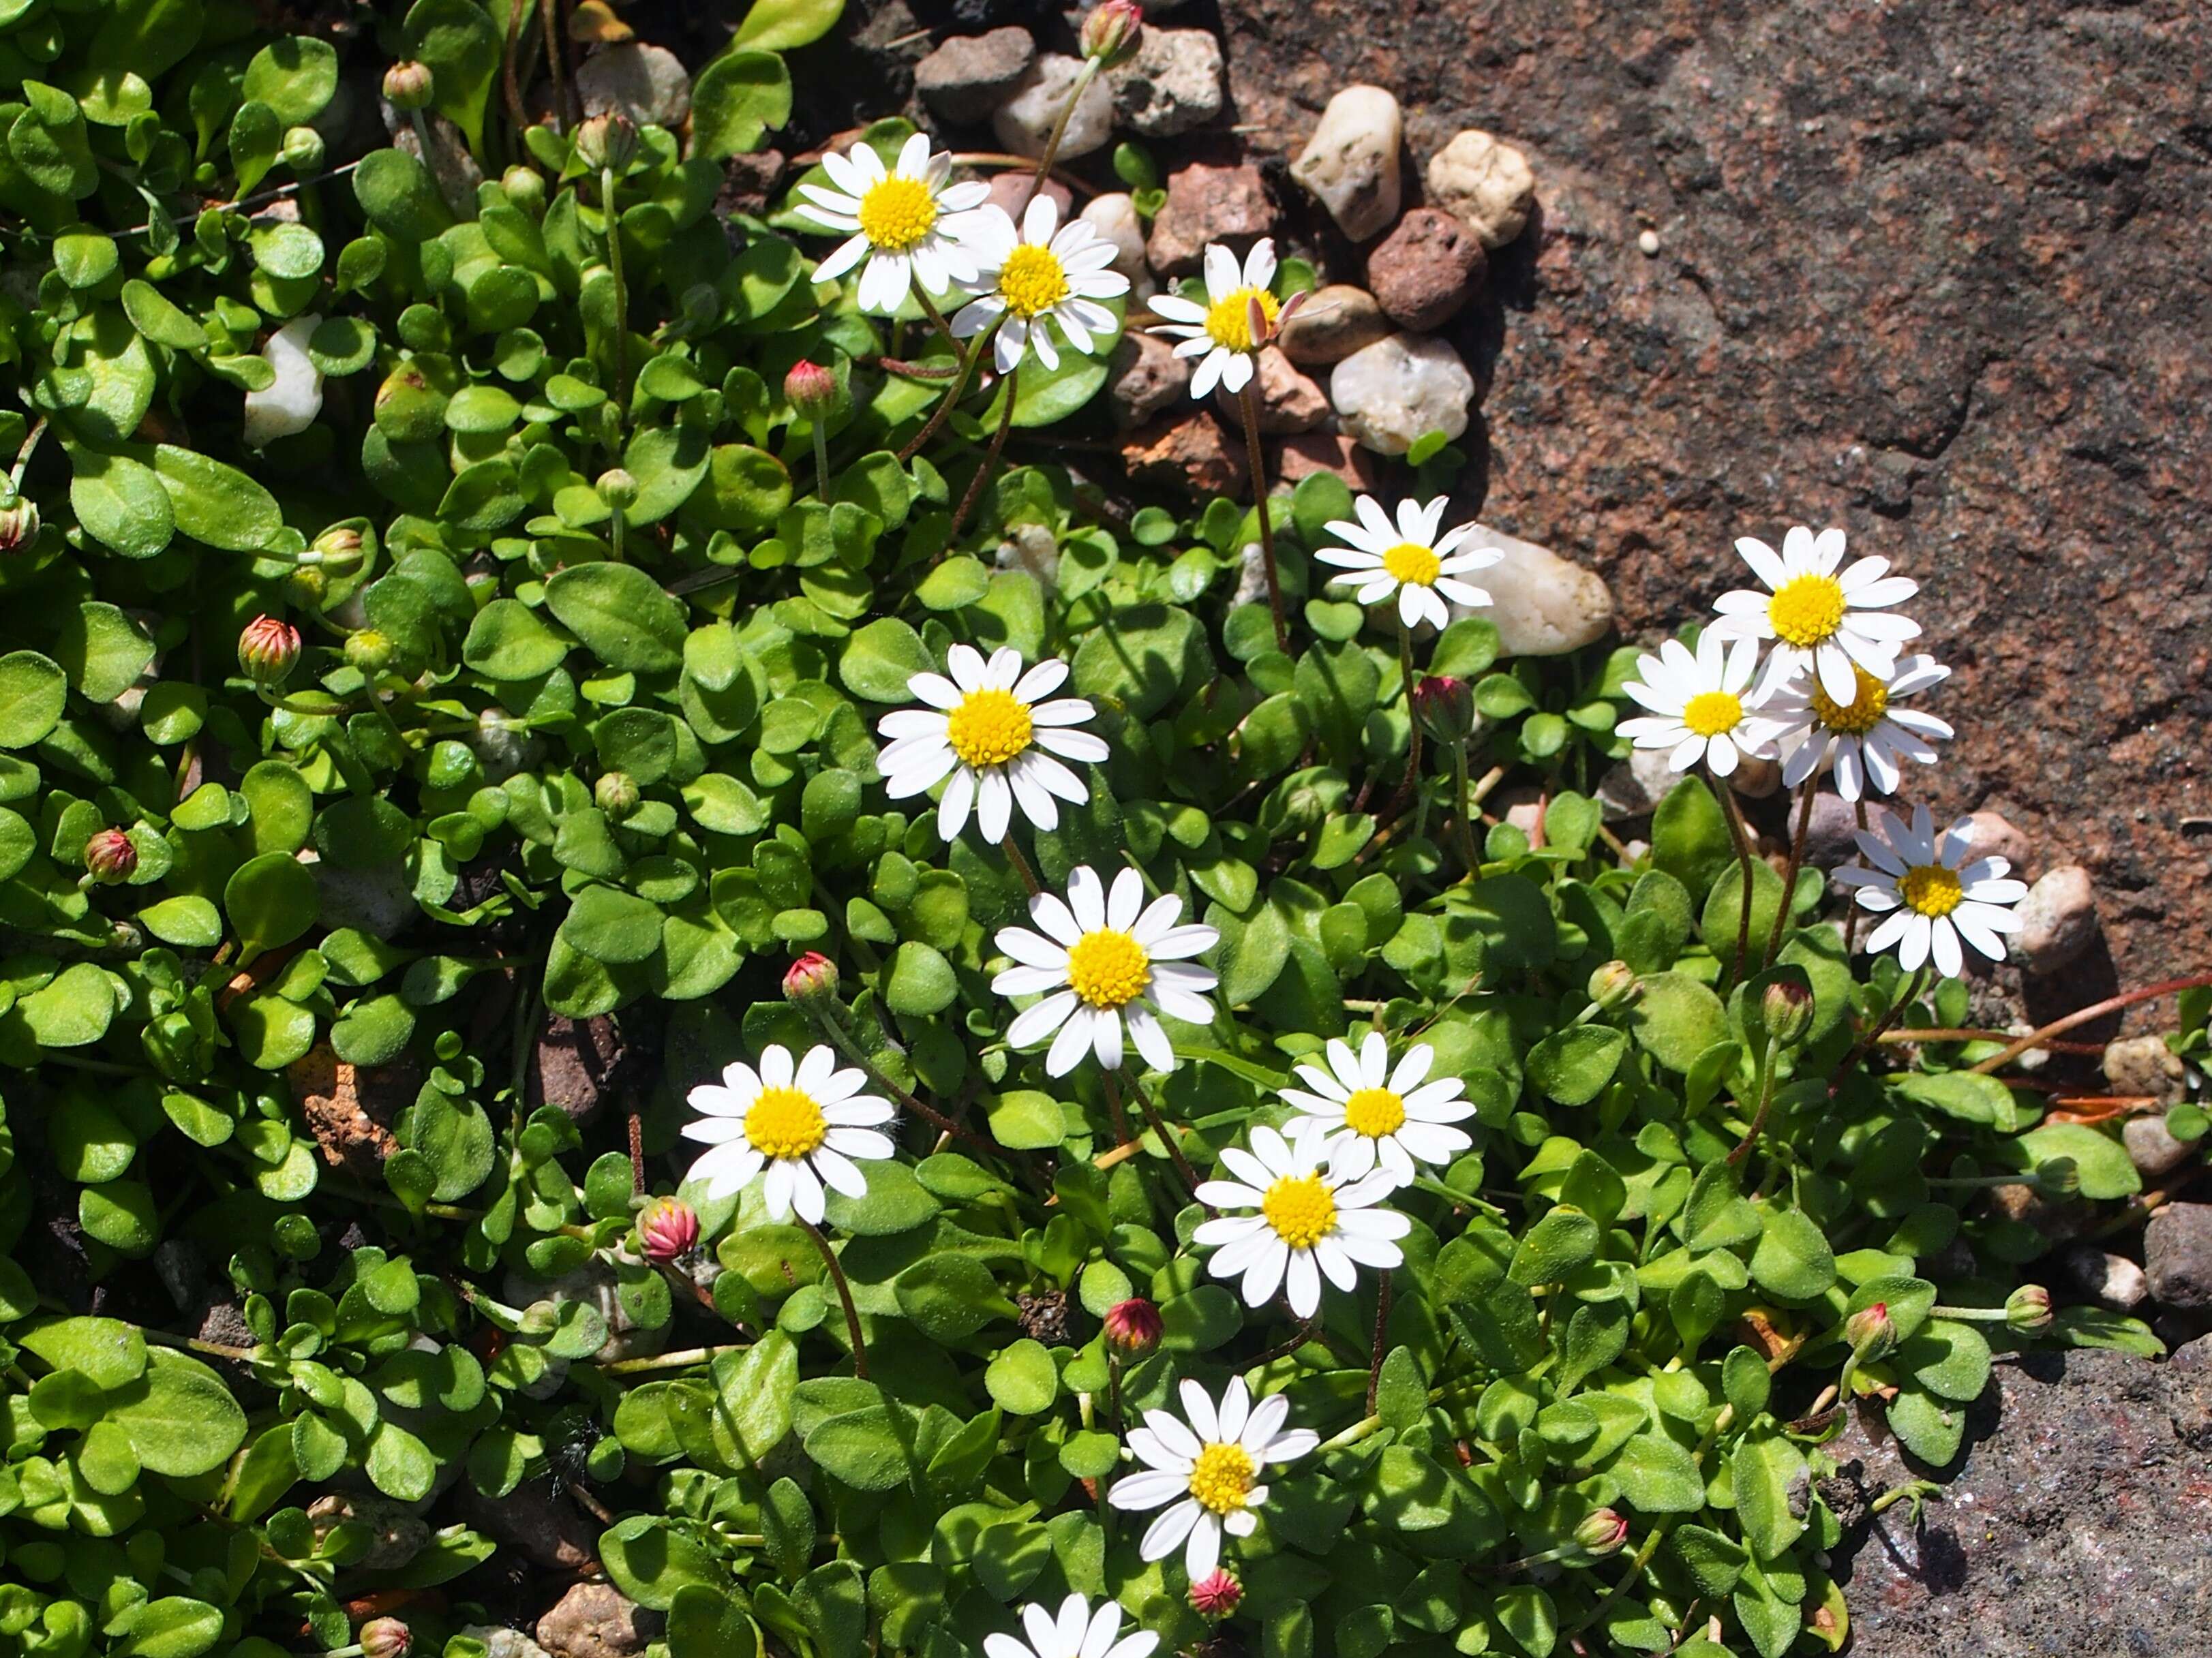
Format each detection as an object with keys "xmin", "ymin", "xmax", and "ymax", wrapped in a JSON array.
[
  {"xmin": 308, "ymin": 525, "xmax": 363, "ymax": 568},
  {"xmin": 595, "ymin": 771, "xmax": 641, "ymax": 819},
  {"xmin": 0, "ymin": 493, "xmax": 38, "ymax": 552},
  {"xmin": 1587, "ymin": 960, "xmax": 1643, "ymax": 1013},
  {"xmin": 783, "ymin": 951, "xmax": 840, "ymax": 1004},
  {"xmin": 344, "ymin": 629, "xmax": 395, "ymax": 675},
  {"xmin": 575, "ymin": 112, "xmax": 638, "ymax": 175},
  {"xmin": 637, "ymin": 1197, "xmax": 700, "ymax": 1263},
  {"xmin": 1844, "ymin": 1300, "xmax": 1895, "ymax": 1363},
  {"xmin": 1103, "ymin": 1296, "xmax": 1162, "ymax": 1357},
  {"xmin": 361, "ymin": 1620, "xmax": 412, "ymax": 1658},
  {"xmin": 238, "ymin": 615, "xmax": 301, "ymax": 686},
  {"xmin": 1412, "ymin": 674, "xmax": 1476, "ymax": 743},
  {"xmin": 1572, "ymin": 1509, "xmax": 1630, "ymax": 1559},
  {"xmin": 83, "ymin": 829, "xmax": 137, "ymax": 885},
  {"xmin": 502, "ymin": 164, "xmax": 548, "ymax": 215},
  {"xmin": 2005, "ymin": 1284, "xmax": 2053, "ymax": 1335},
  {"xmin": 382, "ymin": 61, "xmax": 434, "ymax": 111},
  {"xmin": 282, "ymin": 125, "xmax": 324, "ymax": 170},
  {"xmin": 786, "ymin": 360, "xmax": 838, "ymax": 500},
  {"xmin": 1080, "ymin": 0, "xmax": 1144, "ymax": 66},
  {"xmin": 1760, "ymin": 978, "xmax": 1815, "ymax": 1047},
  {"xmin": 1188, "ymin": 1569, "xmax": 1242, "ymax": 1621}
]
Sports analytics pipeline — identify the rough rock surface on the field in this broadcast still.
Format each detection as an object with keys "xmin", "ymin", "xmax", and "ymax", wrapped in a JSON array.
[
  {"xmin": 1107, "ymin": 27, "xmax": 1224, "ymax": 136},
  {"xmin": 913, "ymin": 27, "xmax": 1034, "ymax": 125},
  {"xmin": 1217, "ymin": 0, "xmax": 2212, "ymax": 997},
  {"xmin": 1277, "ymin": 283, "xmax": 1391, "ymax": 367},
  {"xmin": 1107, "ymin": 331, "xmax": 1192, "ymax": 430},
  {"xmin": 1454, "ymin": 523, "xmax": 1614, "ymax": 656},
  {"xmin": 1424, "ymin": 127, "xmax": 1537, "ymax": 249},
  {"xmin": 1823, "ymin": 1337, "xmax": 2212, "ymax": 1655},
  {"xmin": 1288, "ymin": 84, "xmax": 1402, "ymax": 239},
  {"xmin": 2146, "ymin": 1202, "xmax": 2212, "ymax": 1310},
  {"xmin": 1277, "ymin": 431, "xmax": 1379, "ymax": 491},
  {"xmin": 2014, "ymin": 863, "xmax": 2098, "ymax": 975},
  {"xmin": 2104, "ymin": 1034, "xmax": 2187, "ymax": 1105},
  {"xmin": 536, "ymin": 1583, "xmax": 661, "ymax": 1658},
  {"xmin": 1213, "ymin": 346, "xmax": 1327, "ymax": 433},
  {"xmin": 1146, "ymin": 162, "xmax": 1273, "ymax": 277},
  {"xmin": 1366, "ymin": 206, "xmax": 1486, "ymax": 331},
  {"xmin": 1120, "ymin": 414, "xmax": 1248, "ymax": 496}
]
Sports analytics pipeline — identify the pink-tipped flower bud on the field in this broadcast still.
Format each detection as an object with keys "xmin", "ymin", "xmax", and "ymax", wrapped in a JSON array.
[
  {"xmin": 1587, "ymin": 960, "xmax": 1643, "ymax": 1013},
  {"xmin": 1573, "ymin": 1509, "xmax": 1629, "ymax": 1558},
  {"xmin": 1412, "ymin": 673, "xmax": 1476, "ymax": 743},
  {"xmin": 637, "ymin": 1197, "xmax": 700, "ymax": 1264},
  {"xmin": 1103, "ymin": 1297, "xmax": 1162, "ymax": 1357},
  {"xmin": 1080, "ymin": 0, "xmax": 1144, "ymax": 65},
  {"xmin": 1188, "ymin": 1569, "xmax": 1241, "ymax": 1620},
  {"xmin": 84, "ymin": 828, "xmax": 138, "ymax": 885},
  {"xmin": 0, "ymin": 493, "xmax": 39, "ymax": 553},
  {"xmin": 382, "ymin": 61, "xmax": 434, "ymax": 112},
  {"xmin": 783, "ymin": 951, "xmax": 840, "ymax": 1004},
  {"xmin": 575, "ymin": 112, "xmax": 638, "ymax": 174},
  {"xmin": 785, "ymin": 358, "xmax": 838, "ymax": 421},
  {"xmin": 2005, "ymin": 1284, "xmax": 2053, "ymax": 1335},
  {"xmin": 1845, "ymin": 1300, "xmax": 1896, "ymax": 1362},
  {"xmin": 361, "ymin": 1619, "xmax": 412, "ymax": 1658},
  {"xmin": 1760, "ymin": 979, "xmax": 1815, "ymax": 1047},
  {"xmin": 237, "ymin": 615, "xmax": 301, "ymax": 685}
]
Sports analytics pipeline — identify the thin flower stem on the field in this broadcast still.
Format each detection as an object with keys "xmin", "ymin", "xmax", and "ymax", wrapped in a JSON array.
[
  {"xmin": 1715, "ymin": 778, "xmax": 1757, "ymax": 985},
  {"xmin": 540, "ymin": 0, "xmax": 568, "ymax": 133},
  {"xmin": 1761, "ymin": 782, "xmax": 1817, "ymax": 968},
  {"xmin": 1237, "ymin": 379, "xmax": 1290, "ymax": 652},
  {"xmin": 999, "ymin": 831, "xmax": 1044, "ymax": 898},
  {"xmin": 598, "ymin": 1343, "xmax": 750, "ymax": 1375},
  {"xmin": 1965, "ymin": 972, "xmax": 2212, "ymax": 1076},
  {"xmin": 951, "ymin": 363, "xmax": 1018, "ymax": 536},
  {"xmin": 1843, "ymin": 797, "xmax": 1870, "ymax": 952},
  {"xmin": 898, "ymin": 333, "xmax": 984, "ymax": 462},
  {"xmin": 811, "ymin": 422, "xmax": 832, "ymax": 502},
  {"xmin": 1390, "ymin": 619, "xmax": 1423, "ymax": 816},
  {"xmin": 1365, "ymin": 1270, "xmax": 1393, "ymax": 1416},
  {"xmin": 627, "ymin": 1107, "xmax": 646, "ymax": 1195},
  {"xmin": 601, "ymin": 165, "xmax": 631, "ymax": 418},
  {"xmin": 1725, "ymin": 1035, "xmax": 1785, "ymax": 1166},
  {"xmin": 1451, "ymin": 741, "xmax": 1479, "ymax": 875},
  {"xmin": 1875, "ymin": 1028, "xmax": 2102, "ymax": 1053},
  {"xmin": 1119, "ymin": 1068, "xmax": 1205, "ymax": 1199},
  {"xmin": 804, "ymin": 1004, "xmax": 988, "ymax": 1152},
  {"xmin": 913, "ymin": 288, "xmax": 962, "ymax": 354},
  {"xmin": 10, "ymin": 416, "xmax": 48, "ymax": 488},
  {"xmin": 1097, "ymin": 1070, "xmax": 1135, "ymax": 1146},
  {"xmin": 800, "ymin": 1218, "xmax": 870, "ymax": 1380},
  {"xmin": 1016, "ymin": 59, "xmax": 1100, "ymax": 215},
  {"xmin": 1828, "ymin": 965, "xmax": 1929, "ymax": 1097}
]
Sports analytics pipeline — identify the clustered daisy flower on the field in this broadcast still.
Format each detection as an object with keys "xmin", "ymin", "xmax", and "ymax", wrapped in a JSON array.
[
  {"xmin": 984, "ymin": 1596, "xmax": 1157, "ymax": 1658},
  {"xmin": 1834, "ymin": 805, "xmax": 2027, "ymax": 975},
  {"xmin": 1192, "ymin": 1124, "xmax": 1410, "ymax": 1317},
  {"xmin": 682, "ymin": 1043, "xmax": 896, "ymax": 1224},
  {"xmin": 1279, "ymin": 1032, "xmax": 1475, "ymax": 1185},
  {"xmin": 1317, "ymin": 494, "xmax": 1502, "ymax": 632},
  {"xmin": 1148, "ymin": 239, "xmax": 1292, "ymax": 399},
  {"xmin": 1108, "ymin": 1377, "xmax": 1318, "ymax": 1579},
  {"xmin": 796, "ymin": 134, "xmax": 991, "ymax": 313},
  {"xmin": 992, "ymin": 865, "xmax": 1219, "ymax": 1075},
  {"xmin": 1761, "ymin": 652, "xmax": 1952, "ymax": 799},
  {"xmin": 1708, "ymin": 525, "xmax": 1920, "ymax": 703},
  {"xmin": 876, "ymin": 645, "xmax": 1108, "ymax": 842},
  {"xmin": 1616, "ymin": 630, "xmax": 1778, "ymax": 778},
  {"xmin": 952, "ymin": 195, "xmax": 1130, "ymax": 373}
]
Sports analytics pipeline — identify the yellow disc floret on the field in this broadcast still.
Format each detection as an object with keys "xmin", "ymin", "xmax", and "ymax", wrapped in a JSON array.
[
  {"xmin": 856, "ymin": 175, "xmax": 937, "ymax": 251},
  {"xmin": 1341, "ymin": 1087, "xmax": 1406, "ymax": 1139},
  {"xmin": 1187, "ymin": 1442, "xmax": 1257, "ymax": 1514},
  {"xmin": 1260, "ymin": 1173, "xmax": 1336, "ymax": 1249},
  {"xmin": 1810, "ymin": 664, "xmax": 1890, "ymax": 735},
  {"xmin": 745, "ymin": 1086, "xmax": 828, "ymax": 1159},
  {"xmin": 1681, "ymin": 689, "xmax": 1744, "ymax": 738},
  {"xmin": 1380, "ymin": 542, "xmax": 1442, "ymax": 586},
  {"xmin": 1065, "ymin": 929, "xmax": 1151, "ymax": 1009},
  {"xmin": 945, "ymin": 688, "xmax": 1034, "ymax": 769},
  {"xmin": 1202, "ymin": 285, "xmax": 1280, "ymax": 352},
  {"xmin": 1898, "ymin": 864, "xmax": 1964, "ymax": 918},
  {"xmin": 1766, "ymin": 572, "xmax": 1847, "ymax": 647},
  {"xmin": 997, "ymin": 245, "xmax": 1071, "ymax": 319}
]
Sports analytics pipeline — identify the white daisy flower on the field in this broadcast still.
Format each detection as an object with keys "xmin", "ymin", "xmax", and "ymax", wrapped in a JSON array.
[
  {"xmin": 1616, "ymin": 630, "xmax": 1781, "ymax": 778},
  {"xmin": 1148, "ymin": 238, "xmax": 1285, "ymax": 399},
  {"xmin": 1835, "ymin": 804, "xmax": 2028, "ymax": 977},
  {"xmin": 682, "ymin": 1043, "xmax": 897, "ymax": 1225},
  {"xmin": 1758, "ymin": 653, "xmax": 1952, "ymax": 801},
  {"xmin": 984, "ymin": 1595, "xmax": 1157, "ymax": 1658},
  {"xmin": 1192, "ymin": 1124, "xmax": 1411, "ymax": 1317},
  {"xmin": 1279, "ymin": 1031, "xmax": 1474, "ymax": 1186},
  {"xmin": 992, "ymin": 865, "xmax": 1217, "ymax": 1076},
  {"xmin": 1107, "ymin": 1376, "xmax": 1318, "ymax": 1581},
  {"xmin": 795, "ymin": 132, "xmax": 991, "ymax": 314},
  {"xmin": 950, "ymin": 196, "xmax": 1129, "ymax": 375},
  {"xmin": 1708, "ymin": 525, "xmax": 1921, "ymax": 705},
  {"xmin": 1314, "ymin": 495, "xmax": 1503, "ymax": 632},
  {"xmin": 876, "ymin": 645, "xmax": 1108, "ymax": 844}
]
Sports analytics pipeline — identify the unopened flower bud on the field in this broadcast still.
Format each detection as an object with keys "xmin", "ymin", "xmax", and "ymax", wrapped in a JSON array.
[
  {"xmin": 1080, "ymin": 0, "xmax": 1144, "ymax": 65},
  {"xmin": 575, "ymin": 112, "xmax": 638, "ymax": 174},
  {"xmin": 284, "ymin": 565, "xmax": 328, "ymax": 610},
  {"xmin": 84, "ymin": 828, "xmax": 138, "ymax": 885},
  {"xmin": 238, "ymin": 615, "xmax": 301, "ymax": 685},
  {"xmin": 637, "ymin": 1197, "xmax": 700, "ymax": 1263},
  {"xmin": 783, "ymin": 951, "xmax": 840, "ymax": 1004},
  {"xmin": 382, "ymin": 61, "xmax": 434, "ymax": 112},
  {"xmin": 596, "ymin": 467, "xmax": 638, "ymax": 510},
  {"xmin": 1103, "ymin": 1296, "xmax": 1162, "ymax": 1357},
  {"xmin": 1412, "ymin": 674, "xmax": 1476, "ymax": 743},
  {"xmin": 344, "ymin": 629, "xmax": 395, "ymax": 675},
  {"xmin": 2033, "ymin": 1157, "xmax": 2080, "ymax": 1197},
  {"xmin": 1572, "ymin": 1508, "xmax": 1629, "ymax": 1559},
  {"xmin": 502, "ymin": 164, "xmax": 547, "ymax": 214},
  {"xmin": 1188, "ymin": 1569, "xmax": 1241, "ymax": 1620},
  {"xmin": 2005, "ymin": 1284, "xmax": 2053, "ymax": 1335},
  {"xmin": 785, "ymin": 358, "xmax": 838, "ymax": 420},
  {"xmin": 361, "ymin": 1618, "xmax": 412, "ymax": 1658},
  {"xmin": 0, "ymin": 493, "xmax": 38, "ymax": 552},
  {"xmin": 308, "ymin": 525, "xmax": 363, "ymax": 568},
  {"xmin": 282, "ymin": 125, "xmax": 326, "ymax": 170},
  {"xmin": 1844, "ymin": 1300, "xmax": 1895, "ymax": 1362},
  {"xmin": 1760, "ymin": 979, "xmax": 1815, "ymax": 1047},
  {"xmin": 594, "ymin": 770, "xmax": 641, "ymax": 819},
  {"xmin": 1587, "ymin": 960, "xmax": 1643, "ymax": 1012}
]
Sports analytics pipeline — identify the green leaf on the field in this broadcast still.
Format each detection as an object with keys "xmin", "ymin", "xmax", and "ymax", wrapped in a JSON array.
[
  {"xmin": 243, "ymin": 35, "xmax": 337, "ymax": 123},
  {"xmin": 692, "ymin": 50, "xmax": 791, "ymax": 159},
  {"xmin": 984, "ymin": 1338, "xmax": 1057, "ymax": 1415},
  {"xmin": 731, "ymin": 0, "xmax": 847, "ymax": 52},
  {"xmin": 804, "ymin": 1404, "xmax": 917, "ymax": 1490},
  {"xmin": 1628, "ymin": 973, "xmax": 1729, "ymax": 1073},
  {"xmin": 107, "ymin": 1349, "xmax": 249, "ymax": 1475},
  {"xmin": 0, "ymin": 651, "xmax": 67, "ymax": 748},
  {"xmin": 884, "ymin": 941, "xmax": 956, "ymax": 1015},
  {"xmin": 406, "ymin": 0, "xmax": 501, "ymax": 156},
  {"xmin": 224, "ymin": 852, "xmax": 319, "ymax": 960},
  {"xmin": 1650, "ymin": 776, "xmax": 1734, "ymax": 900},
  {"xmin": 20, "ymin": 1317, "xmax": 147, "ymax": 1389},
  {"xmin": 153, "ymin": 444, "xmax": 284, "ymax": 551},
  {"xmin": 70, "ymin": 450, "xmax": 175, "ymax": 559},
  {"xmin": 1748, "ymin": 1206, "xmax": 1836, "ymax": 1300},
  {"xmin": 464, "ymin": 598, "xmax": 571, "ymax": 679},
  {"xmin": 1607, "ymin": 1431, "xmax": 1704, "ymax": 1514},
  {"xmin": 547, "ymin": 563, "xmax": 688, "ymax": 673},
  {"xmin": 2018, "ymin": 1122, "xmax": 2141, "ymax": 1199},
  {"xmin": 1525, "ymin": 1026, "xmax": 1626, "ymax": 1105},
  {"xmin": 838, "ymin": 619, "xmax": 934, "ymax": 702}
]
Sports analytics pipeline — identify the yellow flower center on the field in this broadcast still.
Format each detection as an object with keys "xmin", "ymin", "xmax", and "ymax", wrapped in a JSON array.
[
  {"xmin": 1681, "ymin": 689, "xmax": 1744, "ymax": 738},
  {"xmin": 1898, "ymin": 864, "xmax": 1964, "ymax": 918},
  {"xmin": 1809, "ymin": 664, "xmax": 1891, "ymax": 736},
  {"xmin": 855, "ymin": 174, "xmax": 938, "ymax": 252},
  {"xmin": 1341, "ymin": 1086, "xmax": 1406, "ymax": 1139},
  {"xmin": 1202, "ymin": 284, "xmax": 1279, "ymax": 352},
  {"xmin": 1260, "ymin": 1173, "xmax": 1336, "ymax": 1249},
  {"xmin": 1187, "ymin": 1442, "xmax": 1257, "ymax": 1514},
  {"xmin": 1380, "ymin": 542, "xmax": 1442, "ymax": 586},
  {"xmin": 745, "ymin": 1086, "xmax": 828, "ymax": 1160},
  {"xmin": 1065, "ymin": 929, "xmax": 1150, "ymax": 1009},
  {"xmin": 1766, "ymin": 572, "xmax": 1847, "ymax": 648},
  {"xmin": 943, "ymin": 688, "xmax": 1033, "ymax": 769},
  {"xmin": 997, "ymin": 244, "xmax": 1070, "ymax": 320}
]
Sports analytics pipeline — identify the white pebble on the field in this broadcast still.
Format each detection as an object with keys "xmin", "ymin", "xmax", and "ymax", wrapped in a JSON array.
[{"xmin": 243, "ymin": 314, "xmax": 324, "ymax": 448}]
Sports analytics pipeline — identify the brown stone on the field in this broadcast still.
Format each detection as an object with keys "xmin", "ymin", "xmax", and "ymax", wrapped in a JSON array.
[
  {"xmin": 536, "ymin": 1584, "xmax": 661, "ymax": 1658},
  {"xmin": 1145, "ymin": 162, "xmax": 1272, "ymax": 277},
  {"xmin": 1213, "ymin": 346, "xmax": 1327, "ymax": 433},
  {"xmin": 913, "ymin": 28, "xmax": 1035, "ymax": 125},
  {"xmin": 715, "ymin": 149, "xmax": 785, "ymax": 219},
  {"xmin": 455, "ymin": 1475, "xmax": 597, "ymax": 1573},
  {"xmin": 290, "ymin": 1046, "xmax": 418, "ymax": 1177},
  {"xmin": 1121, "ymin": 413, "xmax": 1248, "ymax": 497},
  {"xmin": 1277, "ymin": 431, "xmax": 1379, "ymax": 491},
  {"xmin": 1367, "ymin": 207, "xmax": 1486, "ymax": 331},
  {"xmin": 1277, "ymin": 284, "xmax": 1391, "ymax": 367},
  {"xmin": 529, "ymin": 1013, "xmax": 633, "ymax": 1124},
  {"xmin": 984, "ymin": 170, "xmax": 1072, "ymax": 223},
  {"xmin": 1108, "ymin": 331, "xmax": 1192, "ymax": 431}
]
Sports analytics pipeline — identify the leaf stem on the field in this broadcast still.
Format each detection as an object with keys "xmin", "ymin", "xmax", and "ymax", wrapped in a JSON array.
[
  {"xmin": 1015, "ymin": 60, "xmax": 1100, "ymax": 215},
  {"xmin": 1365, "ymin": 1269, "xmax": 1392, "ymax": 1415},
  {"xmin": 800, "ymin": 1218, "xmax": 868, "ymax": 1379},
  {"xmin": 1714, "ymin": 771, "xmax": 1757, "ymax": 987},
  {"xmin": 1118, "ymin": 1068, "xmax": 1204, "ymax": 1199},
  {"xmin": 597, "ymin": 1343, "xmax": 750, "ymax": 1375},
  {"xmin": 999, "ymin": 831, "xmax": 1044, "ymax": 898},
  {"xmin": 1965, "ymin": 971, "xmax": 2212, "ymax": 1076}
]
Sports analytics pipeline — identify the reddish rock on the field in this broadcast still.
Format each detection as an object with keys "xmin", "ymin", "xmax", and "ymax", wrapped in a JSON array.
[
  {"xmin": 984, "ymin": 170, "xmax": 1073, "ymax": 222},
  {"xmin": 1145, "ymin": 162, "xmax": 1273, "ymax": 277},
  {"xmin": 290, "ymin": 1047, "xmax": 418, "ymax": 1177},
  {"xmin": 1121, "ymin": 413, "xmax": 1249, "ymax": 497},
  {"xmin": 1366, "ymin": 207, "xmax": 1486, "ymax": 331},
  {"xmin": 1277, "ymin": 431, "xmax": 1379, "ymax": 491},
  {"xmin": 1213, "ymin": 346, "xmax": 1327, "ymax": 433},
  {"xmin": 1109, "ymin": 331, "xmax": 1193, "ymax": 430},
  {"xmin": 716, "ymin": 149, "xmax": 785, "ymax": 218}
]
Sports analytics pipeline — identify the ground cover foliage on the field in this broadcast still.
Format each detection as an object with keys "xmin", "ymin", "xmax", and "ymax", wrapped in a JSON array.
[{"xmin": 0, "ymin": 5, "xmax": 2203, "ymax": 1658}]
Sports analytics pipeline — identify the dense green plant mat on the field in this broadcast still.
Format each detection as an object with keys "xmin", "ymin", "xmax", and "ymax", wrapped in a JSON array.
[{"xmin": 0, "ymin": 6, "xmax": 2202, "ymax": 1658}]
